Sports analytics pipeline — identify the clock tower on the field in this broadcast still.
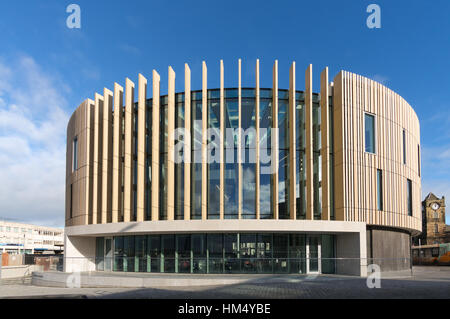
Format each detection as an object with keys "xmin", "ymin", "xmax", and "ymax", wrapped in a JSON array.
[{"xmin": 416, "ymin": 193, "xmax": 446, "ymax": 245}]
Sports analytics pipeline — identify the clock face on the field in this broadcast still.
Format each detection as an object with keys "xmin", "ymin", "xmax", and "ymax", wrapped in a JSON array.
[{"xmin": 431, "ymin": 203, "xmax": 440, "ymax": 211}]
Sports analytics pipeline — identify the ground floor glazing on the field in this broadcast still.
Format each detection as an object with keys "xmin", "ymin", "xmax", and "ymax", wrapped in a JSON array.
[{"xmin": 95, "ymin": 233, "xmax": 336, "ymax": 274}]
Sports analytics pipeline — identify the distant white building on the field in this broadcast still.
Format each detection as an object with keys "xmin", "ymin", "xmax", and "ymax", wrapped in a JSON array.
[{"xmin": 0, "ymin": 220, "xmax": 64, "ymax": 254}]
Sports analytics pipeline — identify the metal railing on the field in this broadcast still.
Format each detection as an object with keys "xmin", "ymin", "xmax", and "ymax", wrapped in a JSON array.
[{"xmin": 63, "ymin": 256, "xmax": 412, "ymax": 275}]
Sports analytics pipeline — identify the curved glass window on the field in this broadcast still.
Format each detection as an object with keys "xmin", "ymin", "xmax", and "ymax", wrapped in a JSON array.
[
  {"xmin": 224, "ymin": 98, "xmax": 239, "ymax": 219},
  {"xmin": 191, "ymin": 93, "xmax": 203, "ymax": 219},
  {"xmin": 296, "ymin": 96, "xmax": 306, "ymax": 219},
  {"xmin": 278, "ymin": 93, "xmax": 289, "ymax": 219},
  {"xmin": 138, "ymin": 88, "xmax": 331, "ymax": 222},
  {"xmin": 313, "ymin": 100, "xmax": 321, "ymax": 219},
  {"xmin": 259, "ymin": 97, "xmax": 273, "ymax": 219},
  {"xmin": 175, "ymin": 95, "xmax": 185, "ymax": 220},
  {"xmin": 242, "ymin": 97, "xmax": 256, "ymax": 219},
  {"xmin": 208, "ymin": 97, "xmax": 221, "ymax": 219},
  {"xmin": 106, "ymin": 233, "xmax": 335, "ymax": 274}
]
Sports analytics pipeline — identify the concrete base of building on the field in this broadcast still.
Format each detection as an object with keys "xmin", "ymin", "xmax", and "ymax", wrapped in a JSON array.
[
  {"xmin": 31, "ymin": 271, "xmax": 360, "ymax": 288},
  {"xmin": 32, "ymin": 269, "xmax": 416, "ymax": 289},
  {"xmin": 366, "ymin": 226, "xmax": 412, "ymax": 272},
  {"xmin": 0, "ymin": 265, "xmax": 43, "ymax": 279},
  {"xmin": 31, "ymin": 271, "xmax": 297, "ymax": 288},
  {"xmin": 64, "ymin": 220, "xmax": 369, "ymax": 277}
]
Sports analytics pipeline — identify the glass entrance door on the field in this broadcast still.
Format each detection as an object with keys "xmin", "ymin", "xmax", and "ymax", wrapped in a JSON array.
[
  {"xmin": 104, "ymin": 237, "xmax": 113, "ymax": 272},
  {"xmin": 307, "ymin": 235, "xmax": 321, "ymax": 274}
]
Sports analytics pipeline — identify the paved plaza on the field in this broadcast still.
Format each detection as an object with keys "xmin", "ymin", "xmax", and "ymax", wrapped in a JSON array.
[{"xmin": 0, "ymin": 266, "xmax": 449, "ymax": 299}]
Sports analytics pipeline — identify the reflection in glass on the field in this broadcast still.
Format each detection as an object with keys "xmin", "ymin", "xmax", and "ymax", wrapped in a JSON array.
[
  {"xmin": 321, "ymin": 234, "xmax": 335, "ymax": 274},
  {"xmin": 148, "ymin": 235, "xmax": 161, "ymax": 272},
  {"xmin": 192, "ymin": 234, "xmax": 206, "ymax": 273},
  {"xmin": 175, "ymin": 99, "xmax": 185, "ymax": 219},
  {"xmin": 191, "ymin": 99, "xmax": 203, "ymax": 219},
  {"xmin": 240, "ymin": 234, "xmax": 256, "ymax": 273},
  {"xmin": 162, "ymin": 235, "xmax": 175, "ymax": 273},
  {"xmin": 136, "ymin": 235, "xmax": 147, "ymax": 272},
  {"xmin": 95, "ymin": 237, "xmax": 104, "ymax": 271},
  {"xmin": 242, "ymin": 98, "xmax": 256, "ymax": 219},
  {"xmin": 114, "ymin": 236, "xmax": 123, "ymax": 272},
  {"xmin": 110, "ymin": 233, "xmax": 336, "ymax": 274},
  {"xmin": 289, "ymin": 234, "xmax": 306, "ymax": 274},
  {"xmin": 207, "ymin": 234, "xmax": 223, "ymax": 273},
  {"xmin": 208, "ymin": 99, "xmax": 221, "ymax": 219},
  {"xmin": 177, "ymin": 234, "xmax": 191, "ymax": 273},
  {"xmin": 365, "ymin": 113, "xmax": 375, "ymax": 153},
  {"xmin": 224, "ymin": 99, "xmax": 239, "ymax": 218},
  {"xmin": 259, "ymin": 99, "xmax": 273, "ymax": 219},
  {"xmin": 278, "ymin": 98, "xmax": 289, "ymax": 219},
  {"xmin": 224, "ymin": 233, "xmax": 239, "ymax": 273}
]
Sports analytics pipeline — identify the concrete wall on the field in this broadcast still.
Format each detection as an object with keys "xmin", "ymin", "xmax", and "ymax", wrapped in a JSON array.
[
  {"xmin": 64, "ymin": 235, "xmax": 96, "ymax": 272},
  {"xmin": 367, "ymin": 227, "xmax": 411, "ymax": 271},
  {"xmin": 336, "ymin": 232, "xmax": 367, "ymax": 276},
  {"xmin": 0, "ymin": 265, "xmax": 43, "ymax": 279}
]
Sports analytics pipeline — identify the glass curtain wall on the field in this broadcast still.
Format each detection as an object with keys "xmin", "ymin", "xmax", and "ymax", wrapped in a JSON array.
[
  {"xmin": 145, "ymin": 100, "xmax": 152, "ymax": 220},
  {"xmin": 328, "ymin": 97, "xmax": 335, "ymax": 220},
  {"xmin": 175, "ymin": 93, "xmax": 185, "ymax": 219},
  {"xmin": 138, "ymin": 88, "xmax": 323, "ymax": 221},
  {"xmin": 132, "ymin": 104, "xmax": 138, "ymax": 221},
  {"xmin": 259, "ymin": 89, "xmax": 273, "ymax": 219},
  {"xmin": 224, "ymin": 89, "xmax": 239, "ymax": 218},
  {"xmin": 102, "ymin": 233, "xmax": 336, "ymax": 274},
  {"xmin": 207, "ymin": 90, "xmax": 220, "ymax": 219},
  {"xmin": 278, "ymin": 91, "xmax": 289, "ymax": 219},
  {"xmin": 295, "ymin": 92, "xmax": 306, "ymax": 219},
  {"xmin": 159, "ymin": 97, "xmax": 168, "ymax": 220},
  {"xmin": 191, "ymin": 92, "xmax": 203, "ymax": 219},
  {"xmin": 241, "ymin": 89, "xmax": 256, "ymax": 219},
  {"xmin": 312, "ymin": 96, "xmax": 322, "ymax": 219}
]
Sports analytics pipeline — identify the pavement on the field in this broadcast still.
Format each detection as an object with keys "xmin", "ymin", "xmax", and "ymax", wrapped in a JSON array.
[{"xmin": 0, "ymin": 266, "xmax": 449, "ymax": 299}]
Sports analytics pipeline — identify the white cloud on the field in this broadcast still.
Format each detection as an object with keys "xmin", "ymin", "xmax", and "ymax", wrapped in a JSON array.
[{"xmin": 0, "ymin": 55, "xmax": 69, "ymax": 227}]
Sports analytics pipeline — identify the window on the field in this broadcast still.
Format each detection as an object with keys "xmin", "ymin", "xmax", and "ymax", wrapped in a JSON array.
[
  {"xmin": 435, "ymin": 224, "xmax": 439, "ymax": 234},
  {"xmin": 364, "ymin": 113, "xmax": 375, "ymax": 153},
  {"xmin": 418, "ymin": 145, "xmax": 421, "ymax": 177},
  {"xmin": 407, "ymin": 179, "xmax": 412, "ymax": 216},
  {"xmin": 70, "ymin": 184, "xmax": 73, "ymax": 219},
  {"xmin": 377, "ymin": 169, "xmax": 383, "ymax": 211},
  {"xmin": 73, "ymin": 136, "xmax": 78, "ymax": 172},
  {"xmin": 402, "ymin": 129, "xmax": 406, "ymax": 165}
]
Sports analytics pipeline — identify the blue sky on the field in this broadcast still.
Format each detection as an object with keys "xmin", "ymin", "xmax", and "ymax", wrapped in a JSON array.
[{"xmin": 0, "ymin": 0, "xmax": 449, "ymax": 227}]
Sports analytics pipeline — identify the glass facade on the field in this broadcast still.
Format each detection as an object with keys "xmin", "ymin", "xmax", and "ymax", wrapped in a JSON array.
[
  {"xmin": 259, "ymin": 92, "xmax": 273, "ymax": 219},
  {"xmin": 97, "ymin": 233, "xmax": 336, "ymax": 274},
  {"xmin": 129, "ymin": 88, "xmax": 328, "ymax": 221}
]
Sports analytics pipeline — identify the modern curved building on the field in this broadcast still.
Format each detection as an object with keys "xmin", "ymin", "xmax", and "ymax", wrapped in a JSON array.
[{"xmin": 65, "ymin": 60, "xmax": 421, "ymax": 276}]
